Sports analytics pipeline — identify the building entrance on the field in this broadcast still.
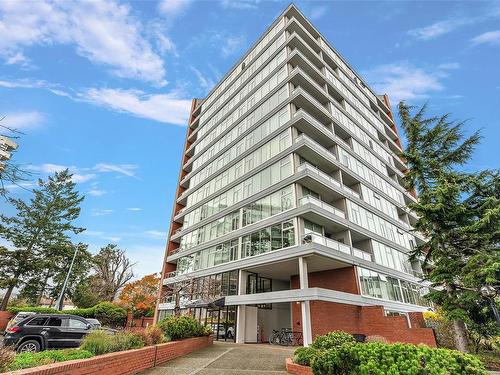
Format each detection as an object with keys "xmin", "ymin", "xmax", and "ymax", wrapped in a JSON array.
[{"xmin": 192, "ymin": 306, "xmax": 237, "ymax": 342}]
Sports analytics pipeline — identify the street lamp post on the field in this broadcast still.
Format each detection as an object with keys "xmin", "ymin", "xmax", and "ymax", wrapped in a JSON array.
[
  {"xmin": 480, "ymin": 285, "xmax": 500, "ymax": 325},
  {"xmin": 54, "ymin": 245, "xmax": 78, "ymax": 311}
]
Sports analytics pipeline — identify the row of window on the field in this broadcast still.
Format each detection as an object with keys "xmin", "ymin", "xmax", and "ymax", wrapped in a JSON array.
[
  {"xmin": 360, "ymin": 184, "xmax": 400, "ymax": 222},
  {"xmin": 347, "ymin": 200, "xmax": 416, "ymax": 251},
  {"xmin": 331, "ymin": 102, "xmax": 396, "ymax": 174},
  {"xmin": 190, "ymin": 108, "xmax": 290, "ymax": 192},
  {"xmin": 352, "ymin": 139, "xmax": 388, "ymax": 177},
  {"xmin": 186, "ymin": 130, "xmax": 292, "ymax": 210},
  {"xmin": 198, "ymin": 41, "xmax": 287, "ymax": 148},
  {"xmin": 181, "ymin": 186, "xmax": 294, "ymax": 251},
  {"xmin": 200, "ymin": 17, "xmax": 285, "ymax": 113},
  {"xmin": 319, "ymin": 38, "xmax": 378, "ymax": 105},
  {"xmin": 193, "ymin": 84, "xmax": 289, "ymax": 171},
  {"xmin": 176, "ymin": 220, "xmax": 296, "ymax": 275},
  {"xmin": 338, "ymin": 147, "xmax": 404, "ymax": 205},
  {"xmin": 242, "ymin": 220, "xmax": 295, "ymax": 258},
  {"xmin": 358, "ymin": 267, "xmax": 431, "ymax": 307},
  {"xmin": 198, "ymin": 42, "xmax": 287, "ymax": 136},
  {"xmin": 372, "ymin": 240, "xmax": 421, "ymax": 277}
]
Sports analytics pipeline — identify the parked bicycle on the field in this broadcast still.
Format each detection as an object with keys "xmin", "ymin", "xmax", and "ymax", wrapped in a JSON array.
[{"xmin": 269, "ymin": 328, "xmax": 303, "ymax": 346}]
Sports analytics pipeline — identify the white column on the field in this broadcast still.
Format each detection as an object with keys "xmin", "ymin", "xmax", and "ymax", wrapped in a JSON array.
[
  {"xmin": 235, "ymin": 270, "xmax": 248, "ymax": 343},
  {"xmin": 298, "ymin": 257, "xmax": 312, "ymax": 346}
]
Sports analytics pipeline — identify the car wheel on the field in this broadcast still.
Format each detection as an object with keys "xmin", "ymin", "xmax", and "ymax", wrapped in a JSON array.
[{"xmin": 17, "ymin": 340, "xmax": 40, "ymax": 353}]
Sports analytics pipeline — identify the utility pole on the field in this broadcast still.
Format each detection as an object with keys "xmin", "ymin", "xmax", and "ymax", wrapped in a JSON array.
[{"xmin": 55, "ymin": 245, "xmax": 78, "ymax": 311}]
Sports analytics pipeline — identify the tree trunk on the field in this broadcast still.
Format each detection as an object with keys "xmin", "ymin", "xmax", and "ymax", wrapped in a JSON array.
[
  {"xmin": 0, "ymin": 284, "xmax": 15, "ymax": 311},
  {"xmin": 36, "ymin": 273, "xmax": 50, "ymax": 306},
  {"xmin": 452, "ymin": 319, "xmax": 469, "ymax": 353}
]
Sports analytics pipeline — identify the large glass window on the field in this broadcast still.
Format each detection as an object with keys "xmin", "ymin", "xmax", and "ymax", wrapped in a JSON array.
[
  {"xmin": 184, "ymin": 156, "xmax": 293, "ymax": 230},
  {"xmin": 241, "ymin": 220, "xmax": 295, "ymax": 258},
  {"xmin": 358, "ymin": 267, "xmax": 431, "ymax": 307}
]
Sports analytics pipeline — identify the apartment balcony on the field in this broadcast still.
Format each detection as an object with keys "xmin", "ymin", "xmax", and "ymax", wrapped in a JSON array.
[
  {"xmin": 302, "ymin": 233, "xmax": 372, "ymax": 262},
  {"xmin": 299, "ymin": 195, "xmax": 345, "ymax": 219}
]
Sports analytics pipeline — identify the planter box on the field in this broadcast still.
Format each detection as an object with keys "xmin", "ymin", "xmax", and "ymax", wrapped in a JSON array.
[
  {"xmin": 286, "ymin": 357, "xmax": 313, "ymax": 375},
  {"xmin": 7, "ymin": 336, "xmax": 213, "ymax": 375}
]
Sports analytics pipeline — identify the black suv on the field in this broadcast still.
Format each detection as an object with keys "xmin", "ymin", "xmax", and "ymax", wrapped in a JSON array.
[{"xmin": 3, "ymin": 314, "xmax": 92, "ymax": 353}]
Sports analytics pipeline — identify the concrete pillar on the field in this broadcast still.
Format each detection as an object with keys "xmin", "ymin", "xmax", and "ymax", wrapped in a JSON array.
[
  {"xmin": 236, "ymin": 270, "xmax": 248, "ymax": 343},
  {"xmin": 298, "ymin": 257, "xmax": 312, "ymax": 346}
]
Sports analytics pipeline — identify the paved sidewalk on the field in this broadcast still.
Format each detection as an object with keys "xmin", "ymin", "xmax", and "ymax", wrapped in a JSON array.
[{"xmin": 141, "ymin": 341, "xmax": 295, "ymax": 375}]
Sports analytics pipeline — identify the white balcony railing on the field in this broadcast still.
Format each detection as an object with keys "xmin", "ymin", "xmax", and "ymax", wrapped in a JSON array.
[
  {"xmin": 299, "ymin": 195, "xmax": 345, "ymax": 219},
  {"xmin": 302, "ymin": 233, "xmax": 372, "ymax": 262}
]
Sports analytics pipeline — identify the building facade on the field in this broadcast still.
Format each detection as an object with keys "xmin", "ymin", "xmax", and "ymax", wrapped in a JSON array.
[
  {"xmin": 155, "ymin": 5, "xmax": 436, "ymax": 347},
  {"xmin": 0, "ymin": 135, "xmax": 18, "ymax": 172}
]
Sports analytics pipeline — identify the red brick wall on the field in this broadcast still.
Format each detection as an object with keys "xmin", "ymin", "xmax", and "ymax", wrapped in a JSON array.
[
  {"xmin": 8, "ymin": 336, "xmax": 213, "ymax": 375},
  {"xmin": 286, "ymin": 358, "xmax": 313, "ymax": 375},
  {"xmin": 290, "ymin": 267, "xmax": 436, "ymax": 347},
  {"xmin": 0, "ymin": 311, "xmax": 14, "ymax": 332}
]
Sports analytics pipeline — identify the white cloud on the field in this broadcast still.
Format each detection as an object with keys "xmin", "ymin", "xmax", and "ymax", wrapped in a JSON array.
[
  {"xmin": 471, "ymin": 30, "xmax": 500, "ymax": 46},
  {"xmin": 221, "ymin": 35, "xmax": 246, "ymax": 57},
  {"xmin": 80, "ymin": 88, "xmax": 191, "ymax": 125},
  {"xmin": 1, "ymin": 111, "xmax": 44, "ymax": 130},
  {"xmin": 408, "ymin": 8, "xmax": 500, "ymax": 41},
  {"xmin": 190, "ymin": 66, "xmax": 215, "ymax": 92},
  {"xmin": 0, "ymin": 0, "xmax": 166, "ymax": 85},
  {"xmin": 93, "ymin": 163, "xmax": 138, "ymax": 178},
  {"xmin": 27, "ymin": 163, "xmax": 97, "ymax": 183},
  {"xmin": 91, "ymin": 208, "xmax": 114, "ymax": 217},
  {"xmin": 158, "ymin": 0, "xmax": 191, "ymax": 16},
  {"xmin": 408, "ymin": 18, "xmax": 473, "ymax": 40},
  {"xmin": 87, "ymin": 188, "xmax": 107, "ymax": 196},
  {"xmin": 309, "ymin": 6, "xmax": 327, "ymax": 20},
  {"xmin": 362, "ymin": 61, "xmax": 457, "ymax": 104},
  {"xmin": 219, "ymin": 0, "xmax": 259, "ymax": 10},
  {"xmin": 127, "ymin": 207, "xmax": 142, "ymax": 211},
  {"xmin": 145, "ymin": 230, "xmax": 166, "ymax": 239}
]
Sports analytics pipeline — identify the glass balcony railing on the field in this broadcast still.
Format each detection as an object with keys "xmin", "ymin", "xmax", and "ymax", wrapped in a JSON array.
[
  {"xmin": 301, "ymin": 233, "xmax": 372, "ymax": 262},
  {"xmin": 299, "ymin": 195, "xmax": 345, "ymax": 219}
]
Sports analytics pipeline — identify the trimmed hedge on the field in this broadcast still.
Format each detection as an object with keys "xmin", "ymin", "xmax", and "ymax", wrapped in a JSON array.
[
  {"xmin": 7, "ymin": 302, "xmax": 127, "ymax": 327},
  {"xmin": 7, "ymin": 349, "xmax": 93, "ymax": 371},
  {"xmin": 294, "ymin": 347, "xmax": 319, "ymax": 366},
  {"xmin": 157, "ymin": 315, "xmax": 209, "ymax": 340},
  {"xmin": 311, "ymin": 331, "xmax": 356, "ymax": 350},
  {"xmin": 311, "ymin": 342, "xmax": 488, "ymax": 375}
]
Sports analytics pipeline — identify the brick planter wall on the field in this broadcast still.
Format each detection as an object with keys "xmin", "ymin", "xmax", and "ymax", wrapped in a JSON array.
[
  {"xmin": 285, "ymin": 358, "xmax": 313, "ymax": 375},
  {"xmin": 7, "ymin": 336, "xmax": 213, "ymax": 375},
  {"xmin": 0, "ymin": 311, "xmax": 14, "ymax": 332}
]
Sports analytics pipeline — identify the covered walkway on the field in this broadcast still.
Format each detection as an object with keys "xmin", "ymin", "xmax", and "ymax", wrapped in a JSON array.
[{"xmin": 140, "ymin": 341, "xmax": 294, "ymax": 375}]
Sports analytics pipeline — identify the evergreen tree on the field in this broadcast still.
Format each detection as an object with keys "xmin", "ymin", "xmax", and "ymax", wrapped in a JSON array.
[
  {"xmin": 0, "ymin": 169, "xmax": 85, "ymax": 310},
  {"xmin": 398, "ymin": 102, "xmax": 499, "ymax": 352}
]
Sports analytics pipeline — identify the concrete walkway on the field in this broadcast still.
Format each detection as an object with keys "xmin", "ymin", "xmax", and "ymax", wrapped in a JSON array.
[{"xmin": 141, "ymin": 341, "xmax": 295, "ymax": 375}]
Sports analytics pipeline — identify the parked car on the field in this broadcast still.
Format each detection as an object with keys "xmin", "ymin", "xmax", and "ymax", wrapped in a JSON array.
[
  {"xmin": 3, "ymin": 314, "xmax": 92, "ymax": 353},
  {"xmin": 5, "ymin": 312, "xmax": 36, "ymax": 332},
  {"xmin": 84, "ymin": 318, "xmax": 118, "ymax": 334},
  {"xmin": 211, "ymin": 324, "xmax": 234, "ymax": 339}
]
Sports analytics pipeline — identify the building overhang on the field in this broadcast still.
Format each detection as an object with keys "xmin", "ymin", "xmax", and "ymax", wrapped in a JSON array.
[{"xmin": 224, "ymin": 287, "xmax": 429, "ymax": 313}]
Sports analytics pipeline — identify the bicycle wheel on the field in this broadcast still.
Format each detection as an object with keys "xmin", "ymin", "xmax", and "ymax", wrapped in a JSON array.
[{"xmin": 269, "ymin": 332, "xmax": 280, "ymax": 345}]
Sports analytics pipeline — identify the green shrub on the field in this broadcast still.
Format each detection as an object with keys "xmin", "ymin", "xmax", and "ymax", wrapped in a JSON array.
[
  {"xmin": 0, "ymin": 347, "xmax": 15, "ymax": 372},
  {"xmin": 294, "ymin": 347, "xmax": 319, "ymax": 366},
  {"xmin": 80, "ymin": 330, "xmax": 144, "ymax": 356},
  {"xmin": 7, "ymin": 305, "xmax": 96, "ymax": 318},
  {"xmin": 132, "ymin": 325, "xmax": 165, "ymax": 346},
  {"xmin": 311, "ymin": 331, "xmax": 356, "ymax": 350},
  {"xmin": 311, "ymin": 342, "xmax": 488, "ymax": 375},
  {"xmin": 8, "ymin": 349, "xmax": 93, "ymax": 371},
  {"xmin": 157, "ymin": 315, "xmax": 207, "ymax": 340},
  {"xmin": 93, "ymin": 302, "xmax": 127, "ymax": 327}
]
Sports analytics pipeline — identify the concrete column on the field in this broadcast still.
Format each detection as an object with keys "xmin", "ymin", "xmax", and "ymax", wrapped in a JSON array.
[
  {"xmin": 298, "ymin": 257, "xmax": 312, "ymax": 346},
  {"xmin": 236, "ymin": 270, "xmax": 248, "ymax": 344}
]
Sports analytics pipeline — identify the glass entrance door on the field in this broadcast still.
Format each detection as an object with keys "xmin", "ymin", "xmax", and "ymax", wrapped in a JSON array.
[{"xmin": 206, "ymin": 306, "xmax": 236, "ymax": 342}]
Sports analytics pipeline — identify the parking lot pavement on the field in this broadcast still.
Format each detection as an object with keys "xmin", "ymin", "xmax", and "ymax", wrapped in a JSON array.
[{"xmin": 140, "ymin": 341, "xmax": 295, "ymax": 375}]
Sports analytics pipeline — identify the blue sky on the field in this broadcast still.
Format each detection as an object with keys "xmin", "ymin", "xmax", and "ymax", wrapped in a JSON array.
[{"xmin": 0, "ymin": 0, "xmax": 499, "ymax": 278}]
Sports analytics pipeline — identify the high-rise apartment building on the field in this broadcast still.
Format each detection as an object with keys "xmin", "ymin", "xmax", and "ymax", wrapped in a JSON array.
[
  {"xmin": 155, "ymin": 4, "xmax": 436, "ymax": 347},
  {"xmin": 0, "ymin": 135, "xmax": 18, "ymax": 172}
]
